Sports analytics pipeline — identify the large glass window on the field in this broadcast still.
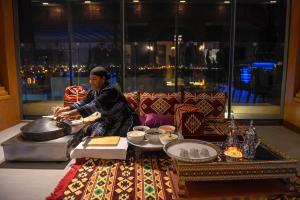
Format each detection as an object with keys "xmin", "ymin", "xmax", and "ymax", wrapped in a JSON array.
[
  {"xmin": 17, "ymin": 0, "xmax": 121, "ymax": 117},
  {"xmin": 18, "ymin": 0, "xmax": 70, "ymax": 116},
  {"xmin": 232, "ymin": 0, "xmax": 287, "ymax": 118},
  {"xmin": 71, "ymin": 0, "xmax": 121, "ymax": 89},
  {"xmin": 124, "ymin": 0, "xmax": 176, "ymax": 92},
  {"xmin": 18, "ymin": 0, "xmax": 69, "ymax": 102},
  {"xmin": 15, "ymin": 0, "xmax": 289, "ymax": 120},
  {"xmin": 177, "ymin": 1, "xmax": 230, "ymax": 94}
]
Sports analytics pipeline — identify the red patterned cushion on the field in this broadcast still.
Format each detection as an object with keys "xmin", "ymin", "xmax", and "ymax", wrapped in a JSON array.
[
  {"xmin": 139, "ymin": 92, "xmax": 181, "ymax": 118},
  {"xmin": 175, "ymin": 104, "xmax": 204, "ymax": 136},
  {"xmin": 124, "ymin": 92, "xmax": 139, "ymax": 113},
  {"xmin": 183, "ymin": 92, "xmax": 226, "ymax": 123},
  {"xmin": 64, "ymin": 86, "xmax": 87, "ymax": 107}
]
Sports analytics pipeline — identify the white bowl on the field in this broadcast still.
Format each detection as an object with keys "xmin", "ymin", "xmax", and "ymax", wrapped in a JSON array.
[
  {"xmin": 133, "ymin": 125, "xmax": 150, "ymax": 132},
  {"xmin": 158, "ymin": 125, "xmax": 175, "ymax": 134},
  {"xmin": 159, "ymin": 133, "xmax": 178, "ymax": 145},
  {"xmin": 145, "ymin": 128, "xmax": 165, "ymax": 144},
  {"xmin": 127, "ymin": 131, "xmax": 145, "ymax": 144}
]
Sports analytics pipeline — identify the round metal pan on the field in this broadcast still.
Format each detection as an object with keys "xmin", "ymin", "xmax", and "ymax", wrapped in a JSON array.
[{"xmin": 21, "ymin": 118, "xmax": 71, "ymax": 141}]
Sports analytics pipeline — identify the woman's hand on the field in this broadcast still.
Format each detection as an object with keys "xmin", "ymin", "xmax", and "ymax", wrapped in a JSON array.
[
  {"xmin": 53, "ymin": 106, "xmax": 71, "ymax": 117},
  {"xmin": 69, "ymin": 114, "xmax": 82, "ymax": 120},
  {"xmin": 56, "ymin": 109, "xmax": 80, "ymax": 121},
  {"xmin": 57, "ymin": 111, "xmax": 71, "ymax": 121}
]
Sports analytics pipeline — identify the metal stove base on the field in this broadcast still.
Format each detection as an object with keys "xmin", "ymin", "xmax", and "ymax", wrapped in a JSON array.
[{"xmin": 1, "ymin": 133, "xmax": 82, "ymax": 162}]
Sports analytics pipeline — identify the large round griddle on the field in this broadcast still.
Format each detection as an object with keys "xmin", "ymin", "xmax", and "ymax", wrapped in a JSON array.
[{"xmin": 21, "ymin": 118, "xmax": 71, "ymax": 141}]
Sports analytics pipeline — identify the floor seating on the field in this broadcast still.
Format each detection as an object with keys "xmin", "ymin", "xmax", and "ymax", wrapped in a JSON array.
[
  {"xmin": 63, "ymin": 87, "xmax": 228, "ymax": 139},
  {"xmin": 124, "ymin": 91, "xmax": 227, "ymax": 139}
]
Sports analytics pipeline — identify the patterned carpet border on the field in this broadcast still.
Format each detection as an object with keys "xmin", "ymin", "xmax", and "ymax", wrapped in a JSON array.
[{"xmin": 47, "ymin": 153, "xmax": 176, "ymax": 200}]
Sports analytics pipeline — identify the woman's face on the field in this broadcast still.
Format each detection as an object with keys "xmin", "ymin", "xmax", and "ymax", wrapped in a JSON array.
[{"xmin": 89, "ymin": 74, "xmax": 105, "ymax": 90}]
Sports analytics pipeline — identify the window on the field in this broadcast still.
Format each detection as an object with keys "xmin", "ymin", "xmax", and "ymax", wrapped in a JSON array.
[
  {"xmin": 71, "ymin": 0, "xmax": 121, "ymax": 89},
  {"xmin": 177, "ymin": 1, "xmax": 230, "ymax": 94},
  {"xmin": 16, "ymin": 0, "xmax": 289, "ymax": 119},
  {"xmin": 124, "ymin": 0, "xmax": 176, "ymax": 92},
  {"xmin": 232, "ymin": 0, "xmax": 287, "ymax": 118}
]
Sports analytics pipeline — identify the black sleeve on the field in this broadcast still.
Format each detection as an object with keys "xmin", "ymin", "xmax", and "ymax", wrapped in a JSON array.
[
  {"xmin": 69, "ymin": 90, "xmax": 93, "ymax": 110},
  {"xmin": 77, "ymin": 87, "xmax": 119, "ymax": 117}
]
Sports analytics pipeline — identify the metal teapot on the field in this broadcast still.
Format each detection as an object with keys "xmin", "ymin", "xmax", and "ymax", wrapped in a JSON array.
[
  {"xmin": 242, "ymin": 120, "xmax": 261, "ymax": 159},
  {"xmin": 225, "ymin": 117, "xmax": 240, "ymax": 148}
]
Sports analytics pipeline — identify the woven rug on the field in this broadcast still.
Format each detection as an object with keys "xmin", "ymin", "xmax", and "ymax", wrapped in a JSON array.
[{"xmin": 47, "ymin": 153, "xmax": 176, "ymax": 200}]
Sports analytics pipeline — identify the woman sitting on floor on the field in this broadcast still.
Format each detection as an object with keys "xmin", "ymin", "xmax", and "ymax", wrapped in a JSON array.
[{"xmin": 54, "ymin": 66, "xmax": 139, "ymax": 137}]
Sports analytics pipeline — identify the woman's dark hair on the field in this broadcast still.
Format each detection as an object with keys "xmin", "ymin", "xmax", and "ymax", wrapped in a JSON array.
[{"xmin": 90, "ymin": 66, "xmax": 110, "ymax": 80}]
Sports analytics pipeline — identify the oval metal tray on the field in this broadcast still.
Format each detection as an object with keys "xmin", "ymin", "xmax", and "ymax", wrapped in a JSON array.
[{"xmin": 163, "ymin": 139, "xmax": 221, "ymax": 162}]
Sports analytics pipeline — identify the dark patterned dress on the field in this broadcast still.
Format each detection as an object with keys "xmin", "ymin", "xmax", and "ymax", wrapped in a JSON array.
[{"xmin": 70, "ymin": 83, "xmax": 139, "ymax": 137}]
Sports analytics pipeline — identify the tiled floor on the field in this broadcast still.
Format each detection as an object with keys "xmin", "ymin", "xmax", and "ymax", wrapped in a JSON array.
[{"xmin": 0, "ymin": 123, "xmax": 299, "ymax": 200}]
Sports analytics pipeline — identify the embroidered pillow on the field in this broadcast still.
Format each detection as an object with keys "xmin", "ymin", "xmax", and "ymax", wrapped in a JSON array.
[
  {"xmin": 183, "ymin": 92, "xmax": 226, "ymax": 123},
  {"xmin": 124, "ymin": 92, "xmax": 139, "ymax": 113},
  {"xmin": 174, "ymin": 104, "xmax": 205, "ymax": 136},
  {"xmin": 174, "ymin": 104, "xmax": 200, "ymax": 130},
  {"xmin": 139, "ymin": 92, "xmax": 181, "ymax": 118},
  {"xmin": 64, "ymin": 86, "xmax": 87, "ymax": 107}
]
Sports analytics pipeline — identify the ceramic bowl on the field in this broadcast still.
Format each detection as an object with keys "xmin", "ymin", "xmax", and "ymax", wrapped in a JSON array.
[
  {"xmin": 127, "ymin": 131, "xmax": 145, "ymax": 144},
  {"xmin": 159, "ymin": 133, "xmax": 178, "ymax": 145},
  {"xmin": 133, "ymin": 125, "xmax": 150, "ymax": 132},
  {"xmin": 158, "ymin": 125, "xmax": 175, "ymax": 134},
  {"xmin": 145, "ymin": 128, "xmax": 165, "ymax": 144}
]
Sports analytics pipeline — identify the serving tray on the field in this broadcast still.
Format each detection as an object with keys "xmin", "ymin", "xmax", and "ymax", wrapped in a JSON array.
[{"xmin": 163, "ymin": 139, "xmax": 221, "ymax": 162}]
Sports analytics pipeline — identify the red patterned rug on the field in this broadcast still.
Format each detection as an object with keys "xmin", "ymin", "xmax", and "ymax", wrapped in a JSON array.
[
  {"xmin": 47, "ymin": 153, "xmax": 176, "ymax": 200},
  {"xmin": 47, "ymin": 151, "xmax": 300, "ymax": 200}
]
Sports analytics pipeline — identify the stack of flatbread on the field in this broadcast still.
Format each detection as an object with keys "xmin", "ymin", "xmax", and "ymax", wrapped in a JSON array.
[{"xmin": 87, "ymin": 136, "xmax": 120, "ymax": 146}]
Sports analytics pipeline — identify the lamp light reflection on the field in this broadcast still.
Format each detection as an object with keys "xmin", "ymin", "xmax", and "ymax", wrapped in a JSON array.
[
  {"xmin": 198, "ymin": 44, "xmax": 205, "ymax": 51},
  {"xmin": 146, "ymin": 45, "xmax": 154, "ymax": 51}
]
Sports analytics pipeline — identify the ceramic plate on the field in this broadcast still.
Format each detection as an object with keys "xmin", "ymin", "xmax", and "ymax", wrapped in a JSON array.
[
  {"xmin": 127, "ymin": 138, "xmax": 163, "ymax": 150},
  {"xmin": 163, "ymin": 139, "xmax": 221, "ymax": 162}
]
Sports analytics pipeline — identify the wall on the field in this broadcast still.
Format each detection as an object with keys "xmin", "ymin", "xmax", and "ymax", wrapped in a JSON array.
[
  {"xmin": 283, "ymin": 0, "xmax": 300, "ymax": 130},
  {"xmin": 0, "ymin": 0, "xmax": 21, "ymax": 131}
]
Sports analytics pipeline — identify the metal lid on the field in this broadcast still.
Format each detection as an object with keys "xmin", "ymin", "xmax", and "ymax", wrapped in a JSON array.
[{"xmin": 21, "ymin": 118, "xmax": 71, "ymax": 141}]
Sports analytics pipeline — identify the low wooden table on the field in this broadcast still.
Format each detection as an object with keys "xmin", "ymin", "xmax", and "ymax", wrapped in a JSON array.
[
  {"xmin": 170, "ymin": 173, "xmax": 296, "ymax": 199},
  {"xmin": 173, "ymin": 142, "xmax": 298, "ymax": 197}
]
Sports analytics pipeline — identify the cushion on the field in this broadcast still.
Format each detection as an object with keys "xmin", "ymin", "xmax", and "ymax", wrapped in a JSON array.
[
  {"xmin": 183, "ymin": 92, "xmax": 226, "ymax": 123},
  {"xmin": 175, "ymin": 104, "xmax": 204, "ymax": 136},
  {"xmin": 64, "ymin": 86, "xmax": 87, "ymax": 107},
  {"xmin": 181, "ymin": 112, "xmax": 205, "ymax": 136},
  {"xmin": 124, "ymin": 92, "xmax": 139, "ymax": 113},
  {"xmin": 140, "ymin": 113, "xmax": 173, "ymax": 128},
  {"xmin": 174, "ymin": 104, "xmax": 200, "ymax": 130},
  {"xmin": 139, "ymin": 92, "xmax": 181, "ymax": 118}
]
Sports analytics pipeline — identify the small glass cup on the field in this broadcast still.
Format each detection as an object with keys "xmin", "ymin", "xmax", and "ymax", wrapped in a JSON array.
[
  {"xmin": 189, "ymin": 148, "xmax": 200, "ymax": 158},
  {"xmin": 179, "ymin": 149, "xmax": 189, "ymax": 158},
  {"xmin": 200, "ymin": 148, "xmax": 210, "ymax": 157}
]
